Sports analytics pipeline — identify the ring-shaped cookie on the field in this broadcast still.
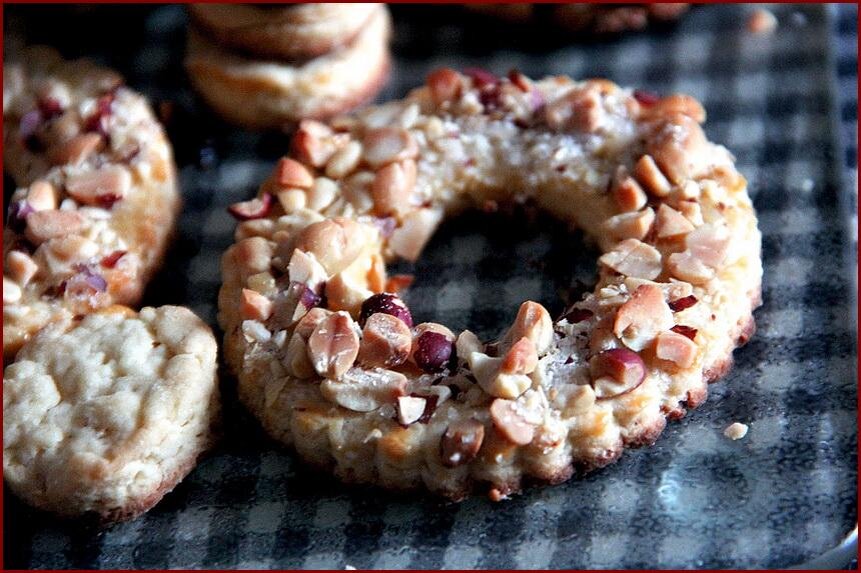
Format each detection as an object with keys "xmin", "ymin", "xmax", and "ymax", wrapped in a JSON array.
[{"xmin": 219, "ymin": 69, "xmax": 762, "ymax": 500}]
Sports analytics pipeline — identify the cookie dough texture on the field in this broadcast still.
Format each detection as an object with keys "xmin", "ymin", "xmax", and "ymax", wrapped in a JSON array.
[
  {"xmin": 219, "ymin": 70, "xmax": 762, "ymax": 500},
  {"xmin": 3, "ymin": 46, "xmax": 179, "ymax": 359},
  {"xmin": 3, "ymin": 306, "xmax": 220, "ymax": 522},
  {"xmin": 185, "ymin": 5, "xmax": 391, "ymax": 130}
]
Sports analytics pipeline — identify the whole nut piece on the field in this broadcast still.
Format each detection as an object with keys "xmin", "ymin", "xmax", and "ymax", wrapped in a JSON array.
[
  {"xmin": 307, "ymin": 312, "xmax": 360, "ymax": 379},
  {"xmin": 503, "ymin": 301, "xmax": 553, "ymax": 355},
  {"xmin": 440, "ymin": 418, "xmax": 485, "ymax": 467},
  {"xmin": 358, "ymin": 312, "xmax": 412, "ymax": 368}
]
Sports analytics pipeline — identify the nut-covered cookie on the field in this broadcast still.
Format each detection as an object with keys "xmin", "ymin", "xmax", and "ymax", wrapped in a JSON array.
[
  {"xmin": 3, "ymin": 47, "xmax": 180, "ymax": 360},
  {"xmin": 219, "ymin": 69, "xmax": 762, "ymax": 500},
  {"xmin": 184, "ymin": 6, "xmax": 391, "ymax": 130},
  {"xmin": 188, "ymin": 3, "xmax": 381, "ymax": 60},
  {"xmin": 3, "ymin": 306, "xmax": 220, "ymax": 522}
]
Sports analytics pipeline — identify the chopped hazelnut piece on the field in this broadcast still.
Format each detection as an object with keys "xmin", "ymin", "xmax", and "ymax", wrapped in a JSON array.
[
  {"xmin": 26, "ymin": 180, "xmax": 58, "ymax": 212},
  {"xmin": 611, "ymin": 168, "xmax": 647, "ymax": 212},
  {"xmin": 372, "ymin": 159, "xmax": 416, "ymax": 216},
  {"xmin": 319, "ymin": 367, "xmax": 407, "ymax": 412},
  {"xmin": 296, "ymin": 218, "xmax": 365, "ymax": 275},
  {"xmin": 3, "ymin": 277, "xmax": 22, "ymax": 304},
  {"xmin": 640, "ymin": 94, "xmax": 706, "ymax": 124},
  {"xmin": 544, "ymin": 86, "xmax": 604, "ymax": 133},
  {"xmin": 470, "ymin": 337, "xmax": 537, "ymax": 399},
  {"xmin": 276, "ymin": 188, "xmax": 307, "ymax": 213},
  {"xmin": 49, "ymin": 132, "xmax": 104, "ymax": 165},
  {"xmin": 613, "ymin": 284, "xmax": 674, "ymax": 351},
  {"xmin": 389, "ymin": 208, "xmax": 443, "ymax": 261},
  {"xmin": 427, "ymin": 68, "xmax": 462, "ymax": 106},
  {"xmin": 6, "ymin": 251, "xmax": 38, "ymax": 286},
  {"xmin": 646, "ymin": 115, "xmax": 709, "ymax": 184},
  {"xmin": 287, "ymin": 249, "xmax": 328, "ymax": 289},
  {"xmin": 291, "ymin": 120, "xmax": 340, "ymax": 167},
  {"xmin": 502, "ymin": 301, "xmax": 553, "ymax": 355},
  {"xmin": 275, "ymin": 157, "xmax": 314, "ymax": 189},
  {"xmin": 590, "ymin": 348, "xmax": 647, "ymax": 399},
  {"xmin": 362, "ymin": 127, "xmax": 418, "ymax": 168},
  {"xmin": 325, "ymin": 140, "xmax": 363, "ymax": 179},
  {"xmin": 65, "ymin": 165, "xmax": 131, "ymax": 206}
]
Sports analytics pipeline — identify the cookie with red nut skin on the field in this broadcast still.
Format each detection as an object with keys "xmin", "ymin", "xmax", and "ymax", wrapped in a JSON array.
[
  {"xmin": 188, "ymin": 3, "xmax": 381, "ymax": 61},
  {"xmin": 218, "ymin": 69, "xmax": 761, "ymax": 501},
  {"xmin": 3, "ymin": 46, "xmax": 180, "ymax": 360},
  {"xmin": 468, "ymin": 4, "xmax": 689, "ymax": 35},
  {"xmin": 3, "ymin": 305, "xmax": 220, "ymax": 522},
  {"xmin": 184, "ymin": 6, "xmax": 391, "ymax": 130}
]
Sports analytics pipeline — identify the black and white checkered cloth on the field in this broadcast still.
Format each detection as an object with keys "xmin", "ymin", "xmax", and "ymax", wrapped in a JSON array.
[{"xmin": 4, "ymin": 3, "xmax": 857, "ymax": 569}]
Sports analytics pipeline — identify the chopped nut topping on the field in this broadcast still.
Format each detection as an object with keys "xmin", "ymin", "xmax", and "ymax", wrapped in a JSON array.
[
  {"xmin": 296, "ymin": 218, "xmax": 365, "ymax": 275},
  {"xmin": 502, "ymin": 301, "xmax": 553, "ymax": 355},
  {"xmin": 590, "ymin": 348, "xmax": 647, "ymax": 399},
  {"xmin": 25, "ymin": 209, "xmax": 86, "ymax": 245},
  {"xmin": 413, "ymin": 326, "xmax": 455, "ymax": 373},
  {"xmin": 319, "ymin": 367, "xmax": 407, "ymax": 412},
  {"xmin": 6, "ymin": 251, "xmax": 38, "ymax": 286},
  {"xmin": 633, "ymin": 154, "xmax": 672, "ymax": 197},
  {"xmin": 427, "ymin": 68, "xmax": 462, "ymax": 106},
  {"xmin": 276, "ymin": 188, "xmax": 307, "ymax": 213},
  {"xmin": 611, "ymin": 168, "xmax": 647, "ymax": 212},
  {"xmin": 397, "ymin": 395, "xmax": 427, "ymax": 425},
  {"xmin": 470, "ymin": 338, "xmax": 537, "ymax": 399},
  {"xmin": 545, "ymin": 86, "xmax": 604, "ymax": 133},
  {"xmin": 362, "ymin": 127, "xmax": 418, "ymax": 168},
  {"xmin": 359, "ymin": 312, "xmax": 412, "ymax": 368},
  {"xmin": 646, "ymin": 115, "xmax": 709, "ymax": 184},
  {"xmin": 655, "ymin": 330, "xmax": 698, "ymax": 368},
  {"xmin": 655, "ymin": 204, "xmax": 695, "ymax": 238},
  {"xmin": 598, "ymin": 238, "xmax": 663, "ymax": 280},
  {"xmin": 490, "ymin": 398, "xmax": 535, "ymax": 445},
  {"xmin": 307, "ymin": 178, "xmax": 338, "ymax": 211},
  {"xmin": 440, "ymin": 418, "xmax": 485, "ymax": 467},
  {"xmin": 26, "ymin": 180, "xmax": 58, "ymax": 212},
  {"xmin": 65, "ymin": 165, "xmax": 131, "ymax": 207},
  {"xmin": 325, "ymin": 140, "xmax": 363, "ymax": 179},
  {"xmin": 291, "ymin": 120, "xmax": 342, "ymax": 167},
  {"xmin": 456, "ymin": 329, "xmax": 483, "ymax": 358},
  {"xmin": 307, "ymin": 312, "xmax": 360, "ymax": 379},
  {"xmin": 372, "ymin": 159, "xmax": 416, "ymax": 216},
  {"xmin": 3, "ymin": 277, "xmax": 22, "ymax": 304},
  {"xmin": 228, "ymin": 193, "xmax": 272, "ymax": 220},
  {"xmin": 49, "ymin": 132, "xmax": 104, "ymax": 165},
  {"xmin": 275, "ymin": 157, "xmax": 314, "ymax": 189},
  {"xmin": 389, "ymin": 208, "xmax": 443, "ymax": 261},
  {"xmin": 613, "ymin": 284, "xmax": 674, "ymax": 351},
  {"xmin": 639, "ymin": 94, "xmax": 706, "ymax": 124},
  {"xmin": 602, "ymin": 207, "xmax": 655, "ymax": 242},
  {"xmin": 287, "ymin": 249, "xmax": 328, "ymax": 289},
  {"xmin": 241, "ymin": 288, "xmax": 273, "ymax": 321}
]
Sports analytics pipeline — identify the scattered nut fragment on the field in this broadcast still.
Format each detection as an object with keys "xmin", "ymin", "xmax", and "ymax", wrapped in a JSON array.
[
  {"xmin": 440, "ymin": 418, "xmax": 485, "ymax": 467},
  {"xmin": 359, "ymin": 312, "xmax": 412, "ymax": 368},
  {"xmin": 320, "ymin": 367, "xmax": 407, "ymax": 412},
  {"xmin": 655, "ymin": 330, "xmax": 698, "ymax": 368},
  {"xmin": 325, "ymin": 140, "xmax": 363, "ymax": 179},
  {"xmin": 65, "ymin": 166, "xmax": 131, "ymax": 206},
  {"xmin": 590, "ymin": 348, "xmax": 647, "ymax": 399},
  {"xmin": 502, "ymin": 301, "xmax": 553, "ymax": 354},
  {"xmin": 6, "ymin": 251, "xmax": 39, "ymax": 286},
  {"xmin": 639, "ymin": 94, "xmax": 706, "ymax": 124},
  {"xmin": 724, "ymin": 422, "xmax": 749, "ymax": 440},
  {"xmin": 307, "ymin": 177, "xmax": 338, "ymax": 211},
  {"xmin": 283, "ymin": 333, "xmax": 315, "ymax": 378},
  {"xmin": 241, "ymin": 288, "xmax": 273, "ymax": 321},
  {"xmin": 362, "ymin": 127, "xmax": 418, "ymax": 168},
  {"xmin": 456, "ymin": 329, "xmax": 483, "ymax": 358},
  {"xmin": 747, "ymin": 8, "xmax": 777, "ymax": 35},
  {"xmin": 287, "ymin": 249, "xmax": 328, "ymax": 289},
  {"xmin": 646, "ymin": 116, "xmax": 709, "ymax": 184},
  {"xmin": 613, "ymin": 284, "xmax": 674, "ymax": 351},
  {"xmin": 228, "ymin": 193, "xmax": 273, "ymax": 220},
  {"xmin": 276, "ymin": 188, "xmax": 307, "ymax": 213},
  {"xmin": 397, "ymin": 395, "xmax": 427, "ymax": 425},
  {"xmin": 489, "ymin": 398, "xmax": 535, "ymax": 445},
  {"xmin": 545, "ymin": 86, "xmax": 604, "ymax": 133},
  {"xmin": 611, "ymin": 168, "xmax": 647, "ymax": 212},
  {"xmin": 307, "ymin": 312, "xmax": 360, "ymax": 379},
  {"xmin": 49, "ymin": 132, "xmax": 104, "ymax": 165},
  {"xmin": 25, "ymin": 209, "xmax": 86, "ymax": 245},
  {"xmin": 598, "ymin": 238, "xmax": 663, "ymax": 280},
  {"xmin": 291, "ymin": 120, "xmax": 341, "ymax": 167},
  {"xmin": 470, "ymin": 337, "xmax": 537, "ymax": 399}
]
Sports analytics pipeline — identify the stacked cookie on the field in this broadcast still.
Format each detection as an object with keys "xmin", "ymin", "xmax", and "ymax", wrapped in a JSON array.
[{"xmin": 185, "ymin": 3, "xmax": 392, "ymax": 130}]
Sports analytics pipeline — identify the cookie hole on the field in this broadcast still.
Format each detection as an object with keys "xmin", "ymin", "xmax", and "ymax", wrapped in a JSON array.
[{"xmin": 390, "ymin": 207, "xmax": 598, "ymax": 341}]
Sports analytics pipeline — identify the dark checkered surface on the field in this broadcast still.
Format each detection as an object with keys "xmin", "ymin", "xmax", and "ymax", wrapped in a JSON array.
[{"xmin": 3, "ymin": 3, "xmax": 857, "ymax": 569}]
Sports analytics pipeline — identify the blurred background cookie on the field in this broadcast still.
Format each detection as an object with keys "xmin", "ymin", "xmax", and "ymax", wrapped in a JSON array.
[
  {"xmin": 188, "ymin": 3, "xmax": 380, "ymax": 60},
  {"xmin": 185, "ymin": 6, "xmax": 391, "ymax": 130},
  {"xmin": 185, "ymin": 3, "xmax": 391, "ymax": 130}
]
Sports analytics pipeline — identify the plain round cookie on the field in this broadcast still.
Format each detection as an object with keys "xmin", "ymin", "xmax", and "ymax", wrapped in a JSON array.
[
  {"xmin": 219, "ymin": 69, "xmax": 762, "ymax": 500},
  {"xmin": 3, "ymin": 46, "xmax": 180, "ymax": 360},
  {"xmin": 3, "ymin": 305, "xmax": 220, "ymax": 522},
  {"xmin": 188, "ymin": 3, "xmax": 381, "ymax": 61},
  {"xmin": 185, "ymin": 6, "xmax": 391, "ymax": 130}
]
